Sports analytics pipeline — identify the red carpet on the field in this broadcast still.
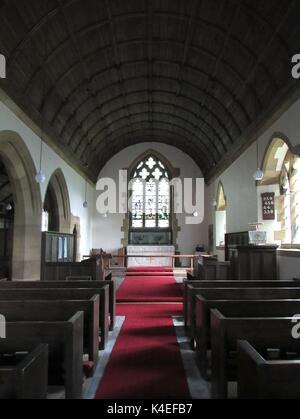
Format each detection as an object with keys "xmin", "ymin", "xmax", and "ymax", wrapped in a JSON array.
[
  {"xmin": 117, "ymin": 275, "xmax": 182, "ymax": 303},
  {"xmin": 126, "ymin": 271, "xmax": 174, "ymax": 277},
  {"xmin": 95, "ymin": 304, "xmax": 190, "ymax": 399},
  {"xmin": 127, "ymin": 267, "xmax": 173, "ymax": 273},
  {"xmin": 95, "ymin": 267, "xmax": 190, "ymax": 399}
]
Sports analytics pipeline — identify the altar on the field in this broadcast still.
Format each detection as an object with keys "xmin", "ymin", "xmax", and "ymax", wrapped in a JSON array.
[{"xmin": 127, "ymin": 246, "xmax": 175, "ymax": 268}]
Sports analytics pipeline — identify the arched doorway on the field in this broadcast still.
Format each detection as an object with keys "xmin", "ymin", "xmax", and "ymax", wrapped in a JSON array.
[
  {"xmin": 0, "ymin": 131, "xmax": 42, "ymax": 280},
  {"xmin": 42, "ymin": 169, "xmax": 71, "ymax": 234},
  {"xmin": 0, "ymin": 157, "xmax": 14, "ymax": 279}
]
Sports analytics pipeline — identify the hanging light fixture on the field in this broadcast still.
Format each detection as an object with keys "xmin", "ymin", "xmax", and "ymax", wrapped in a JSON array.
[
  {"xmin": 0, "ymin": 203, "xmax": 12, "ymax": 212},
  {"xmin": 35, "ymin": 3, "xmax": 49, "ymax": 185},
  {"xmin": 252, "ymin": 72, "xmax": 264, "ymax": 182},
  {"xmin": 82, "ymin": 121, "xmax": 91, "ymax": 209},
  {"xmin": 253, "ymin": 137, "xmax": 264, "ymax": 181},
  {"xmin": 83, "ymin": 180, "xmax": 88, "ymax": 208},
  {"xmin": 35, "ymin": 139, "xmax": 46, "ymax": 184},
  {"xmin": 5, "ymin": 203, "xmax": 12, "ymax": 211},
  {"xmin": 253, "ymin": 169, "xmax": 264, "ymax": 182}
]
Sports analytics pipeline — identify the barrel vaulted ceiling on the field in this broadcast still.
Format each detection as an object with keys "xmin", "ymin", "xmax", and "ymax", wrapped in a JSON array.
[{"xmin": 0, "ymin": 0, "xmax": 300, "ymax": 182}]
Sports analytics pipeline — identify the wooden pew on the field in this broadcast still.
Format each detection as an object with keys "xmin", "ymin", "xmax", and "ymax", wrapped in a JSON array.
[
  {"xmin": 194, "ymin": 260, "xmax": 231, "ymax": 281},
  {"xmin": 210, "ymin": 310, "xmax": 299, "ymax": 399},
  {"xmin": 187, "ymin": 286, "xmax": 300, "ymax": 349},
  {"xmin": 237, "ymin": 340, "xmax": 300, "ymax": 399},
  {"xmin": 0, "ymin": 287, "xmax": 109, "ymax": 350},
  {"xmin": 195, "ymin": 296, "xmax": 300, "ymax": 379},
  {"xmin": 0, "ymin": 344, "xmax": 48, "ymax": 399},
  {"xmin": 183, "ymin": 279, "xmax": 300, "ymax": 328},
  {"xmin": 41, "ymin": 258, "xmax": 102, "ymax": 281},
  {"xmin": 0, "ymin": 280, "xmax": 116, "ymax": 331},
  {"xmin": 0, "ymin": 297, "xmax": 99, "ymax": 371},
  {"xmin": 1, "ymin": 312, "xmax": 84, "ymax": 399}
]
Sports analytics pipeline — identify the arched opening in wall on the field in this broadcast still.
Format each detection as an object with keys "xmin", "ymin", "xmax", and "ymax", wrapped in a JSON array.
[
  {"xmin": 0, "ymin": 157, "xmax": 14, "ymax": 279},
  {"xmin": 259, "ymin": 136, "xmax": 300, "ymax": 247},
  {"xmin": 42, "ymin": 169, "xmax": 71, "ymax": 234},
  {"xmin": 122, "ymin": 150, "xmax": 180, "ymax": 246},
  {"xmin": 215, "ymin": 182, "xmax": 227, "ymax": 248},
  {"xmin": 0, "ymin": 131, "xmax": 42, "ymax": 280}
]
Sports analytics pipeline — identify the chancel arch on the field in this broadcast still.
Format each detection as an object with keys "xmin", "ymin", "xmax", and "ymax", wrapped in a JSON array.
[
  {"xmin": 0, "ymin": 131, "xmax": 42, "ymax": 280},
  {"xmin": 43, "ymin": 169, "xmax": 71, "ymax": 234}
]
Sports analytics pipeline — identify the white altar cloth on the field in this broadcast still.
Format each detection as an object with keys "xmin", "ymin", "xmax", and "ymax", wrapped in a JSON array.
[{"xmin": 127, "ymin": 246, "xmax": 175, "ymax": 267}]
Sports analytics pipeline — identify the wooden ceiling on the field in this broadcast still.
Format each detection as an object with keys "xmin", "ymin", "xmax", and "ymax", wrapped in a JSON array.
[{"xmin": 0, "ymin": 0, "xmax": 300, "ymax": 182}]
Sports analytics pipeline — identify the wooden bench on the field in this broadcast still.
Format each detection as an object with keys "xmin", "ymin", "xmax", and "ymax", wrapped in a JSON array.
[
  {"xmin": 210, "ymin": 310, "xmax": 299, "ymax": 399},
  {"xmin": 1, "ymin": 311, "xmax": 84, "ymax": 399},
  {"xmin": 237, "ymin": 340, "xmax": 300, "ymax": 399},
  {"xmin": 0, "ymin": 287, "xmax": 109, "ymax": 349},
  {"xmin": 193, "ymin": 260, "xmax": 231, "ymax": 281},
  {"xmin": 187, "ymin": 286, "xmax": 300, "ymax": 348},
  {"xmin": 183, "ymin": 279, "xmax": 300, "ymax": 328},
  {"xmin": 0, "ymin": 297, "xmax": 99, "ymax": 372},
  {"xmin": 0, "ymin": 344, "xmax": 48, "ymax": 399},
  {"xmin": 41, "ymin": 258, "xmax": 102, "ymax": 281},
  {"xmin": 195, "ymin": 296, "xmax": 300, "ymax": 379},
  {"xmin": 0, "ymin": 280, "xmax": 116, "ymax": 331}
]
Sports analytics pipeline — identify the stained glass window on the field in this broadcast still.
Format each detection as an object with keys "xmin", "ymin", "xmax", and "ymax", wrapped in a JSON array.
[{"xmin": 130, "ymin": 156, "xmax": 171, "ymax": 229}]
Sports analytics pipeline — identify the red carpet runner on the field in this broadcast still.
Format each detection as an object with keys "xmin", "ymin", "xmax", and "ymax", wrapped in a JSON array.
[{"xmin": 95, "ymin": 267, "xmax": 191, "ymax": 399}]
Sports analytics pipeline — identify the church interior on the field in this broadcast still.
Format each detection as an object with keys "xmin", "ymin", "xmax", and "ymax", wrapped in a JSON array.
[{"xmin": 0, "ymin": 0, "xmax": 300, "ymax": 400}]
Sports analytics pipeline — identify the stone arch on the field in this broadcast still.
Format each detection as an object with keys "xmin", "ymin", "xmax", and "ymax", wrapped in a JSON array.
[
  {"xmin": 44, "ymin": 168, "xmax": 71, "ymax": 233},
  {"xmin": 0, "ymin": 131, "xmax": 42, "ymax": 280},
  {"xmin": 260, "ymin": 135, "xmax": 290, "ymax": 186},
  {"xmin": 258, "ymin": 134, "xmax": 300, "ymax": 244}
]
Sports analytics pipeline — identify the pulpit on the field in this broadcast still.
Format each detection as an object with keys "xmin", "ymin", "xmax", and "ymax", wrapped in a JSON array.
[{"xmin": 227, "ymin": 245, "xmax": 278, "ymax": 280}]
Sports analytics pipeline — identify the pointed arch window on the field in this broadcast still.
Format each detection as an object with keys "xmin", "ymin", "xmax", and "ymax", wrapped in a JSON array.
[
  {"xmin": 260, "ymin": 138, "xmax": 300, "ymax": 246},
  {"xmin": 215, "ymin": 182, "xmax": 227, "ymax": 247},
  {"xmin": 130, "ymin": 155, "xmax": 171, "ymax": 229},
  {"xmin": 280, "ymin": 152, "xmax": 300, "ymax": 244}
]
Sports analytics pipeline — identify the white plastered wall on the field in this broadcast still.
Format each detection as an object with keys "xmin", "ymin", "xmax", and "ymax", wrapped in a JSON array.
[
  {"xmin": 92, "ymin": 143, "xmax": 207, "ymax": 255},
  {"xmin": 207, "ymin": 99, "xmax": 300, "ymax": 278}
]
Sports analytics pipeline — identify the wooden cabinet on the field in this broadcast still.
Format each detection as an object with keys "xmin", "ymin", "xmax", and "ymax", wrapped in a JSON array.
[
  {"xmin": 228, "ymin": 245, "xmax": 278, "ymax": 280},
  {"xmin": 196, "ymin": 256, "xmax": 231, "ymax": 280}
]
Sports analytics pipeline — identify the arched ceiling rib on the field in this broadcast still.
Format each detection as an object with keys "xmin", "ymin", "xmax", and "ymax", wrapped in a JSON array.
[{"xmin": 0, "ymin": 0, "xmax": 299, "ymax": 182}]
